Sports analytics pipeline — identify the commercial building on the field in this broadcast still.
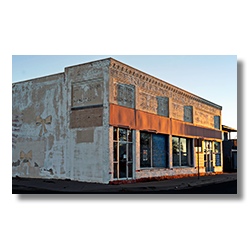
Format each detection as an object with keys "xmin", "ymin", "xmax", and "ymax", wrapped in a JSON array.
[
  {"xmin": 222, "ymin": 125, "xmax": 237, "ymax": 171},
  {"xmin": 12, "ymin": 58, "xmax": 223, "ymax": 184}
]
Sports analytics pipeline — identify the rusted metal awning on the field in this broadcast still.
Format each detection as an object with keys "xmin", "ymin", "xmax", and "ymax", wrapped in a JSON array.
[
  {"xmin": 110, "ymin": 104, "xmax": 222, "ymax": 140},
  {"xmin": 172, "ymin": 119, "xmax": 222, "ymax": 139}
]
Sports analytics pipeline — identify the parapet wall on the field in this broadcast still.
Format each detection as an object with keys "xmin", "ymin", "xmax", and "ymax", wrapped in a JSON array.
[{"xmin": 109, "ymin": 58, "xmax": 222, "ymax": 130}]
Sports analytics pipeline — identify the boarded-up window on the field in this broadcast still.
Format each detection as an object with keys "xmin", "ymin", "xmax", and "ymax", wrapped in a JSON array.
[
  {"xmin": 157, "ymin": 96, "xmax": 169, "ymax": 117},
  {"xmin": 152, "ymin": 134, "xmax": 167, "ymax": 168},
  {"xmin": 184, "ymin": 106, "xmax": 193, "ymax": 123},
  {"xmin": 72, "ymin": 79, "xmax": 103, "ymax": 108},
  {"xmin": 214, "ymin": 116, "xmax": 220, "ymax": 129},
  {"xmin": 117, "ymin": 83, "xmax": 135, "ymax": 109},
  {"xmin": 140, "ymin": 132, "xmax": 167, "ymax": 168},
  {"xmin": 70, "ymin": 108, "xmax": 103, "ymax": 128}
]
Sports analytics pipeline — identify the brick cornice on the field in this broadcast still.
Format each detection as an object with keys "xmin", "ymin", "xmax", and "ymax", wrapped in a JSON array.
[{"xmin": 110, "ymin": 58, "xmax": 222, "ymax": 110}]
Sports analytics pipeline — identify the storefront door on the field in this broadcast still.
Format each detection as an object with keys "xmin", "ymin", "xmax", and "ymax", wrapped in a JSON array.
[
  {"xmin": 204, "ymin": 141, "xmax": 213, "ymax": 172},
  {"xmin": 118, "ymin": 142, "xmax": 133, "ymax": 179},
  {"xmin": 113, "ymin": 127, "xmax": 133, "ymax": 180}
]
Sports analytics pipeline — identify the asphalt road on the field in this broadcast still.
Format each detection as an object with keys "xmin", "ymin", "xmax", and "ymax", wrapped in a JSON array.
[
  {"xmin": 13, "ymin": 180, "xmax": 242, "ymax": 205},
  {"xmin": 148, "ymin": 180, "xmax": 237, "ymax": 194},
  {"xmin": 13, "ymin": 180, "xmax": 237, "ymax": 194}
]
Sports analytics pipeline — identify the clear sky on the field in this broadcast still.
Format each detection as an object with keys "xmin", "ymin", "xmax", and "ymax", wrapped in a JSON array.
[{"xmin": 12, "ymin": 55, "xmax": 237, "ymax": 136}]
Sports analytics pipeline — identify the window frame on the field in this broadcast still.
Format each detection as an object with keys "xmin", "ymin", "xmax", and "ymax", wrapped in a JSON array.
[
  {"xmin": 113, "ymin": 127, "xmax": 133, "ymax": 180},
  {"xmin": 183, "ymin": 105, "xmax": 193, "ymax": 123},
  {"xmin": 214, "ymin": 116, "xmax": 220, "ymax": 129},
  {"xmin": 213, "ymin": 141, "xmax": 221, "ymax": 153},
  {"xmin": 140, "ymin": 131, "xmax": 168, "ymax": 169},
  {"xmin": 172, "ymin": 136, "xmax": 193, "ymax": 167}
]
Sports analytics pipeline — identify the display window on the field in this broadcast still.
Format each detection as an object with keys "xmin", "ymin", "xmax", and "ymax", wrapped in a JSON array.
[{"xmin": 172, "ymin": 136, "xmax": 193, "ymax": 167}]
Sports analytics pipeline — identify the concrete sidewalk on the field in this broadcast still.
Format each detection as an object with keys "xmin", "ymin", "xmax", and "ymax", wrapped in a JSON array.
[{"xmin": 12, "ymin": 172, "xmax": 237, "ymax": 193}]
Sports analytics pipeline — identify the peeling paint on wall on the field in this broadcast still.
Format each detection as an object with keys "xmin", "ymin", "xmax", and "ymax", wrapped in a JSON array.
[
  {"xmin": 12, "ymin": 73, "xmax": 67, "ymax": 180},
  {"xmin": 36, "ymin": 115, "xmax": 52, "ymax": 136},
  {"xmin": 12, "ymin": 114, "xmax": 23, "ymax": 149},
  {"xmin": 20, "ymin": 150, "xmax": 32, "ymax": 166},
  {"xmin": 76, "ymin": 128, "xmax": 94, "ymax": 143},
  {"xmin": 72, "ymin": 79, "xmax": 103, "ymax": 108},
  {"xmin": 70, "ymin": 108, "xmax": 103, "ymax": 128},
  {"xmin": 139, "ymin": 91, "xmax": 157, "ymax": 114}
]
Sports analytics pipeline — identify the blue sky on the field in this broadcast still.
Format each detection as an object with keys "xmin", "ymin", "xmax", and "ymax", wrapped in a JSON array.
[{"xmin": 12, "ymin": 55, "xmax": 237, "ymax": 135}]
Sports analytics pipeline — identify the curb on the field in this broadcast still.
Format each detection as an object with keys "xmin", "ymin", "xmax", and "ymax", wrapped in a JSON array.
[
  {"xmin": 109, "ymin": 172, "xmax": 224, "ymax": 185},
  {"xmin": 113, "ymin": 176, "xmax": 237, "ymax": 193}
]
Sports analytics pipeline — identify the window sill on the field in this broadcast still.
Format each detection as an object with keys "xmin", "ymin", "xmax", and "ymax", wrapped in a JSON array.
[
  {"xmin": 140, "ymin": 167, "xmax": 168, "ymax": 171},
  {"xmin": 112, "ymin": 178, "xmax": 133, "ymax": 181},
  {"xmin": 172, "ymin": 166, "xmax": 194, "ymax": 169}
]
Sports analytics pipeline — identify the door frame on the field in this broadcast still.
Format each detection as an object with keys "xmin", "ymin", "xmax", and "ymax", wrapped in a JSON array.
[
  {"xmin": 204, "ymin": 140, "xmax": 214, "ymax": 172},
  {"xmin": 113, "ymin": 127, "xmax": 134, "ymax": 180}
]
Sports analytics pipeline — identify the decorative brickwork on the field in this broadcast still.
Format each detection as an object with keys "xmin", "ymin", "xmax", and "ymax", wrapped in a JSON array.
[{"xmin": 109, "ymin": 58, "xmax": 222, "ymax": 130}]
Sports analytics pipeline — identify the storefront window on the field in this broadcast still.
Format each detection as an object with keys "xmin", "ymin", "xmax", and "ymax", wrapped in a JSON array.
[
  {"xmin": 119, "ymin": 128, "xmax": 127, "ymax": 141},
  {"xmin": 140, "ymin": 132, "xmax": 151, "ymax": 168},
  {"xmin": 113, "ymin": 127, "xmax": 117, "ymax": 141},
  {"xmin": 172, "ymin": 137, "xmax": 179, "ymax": 166},
  {"xmin": 173, "ymin": 136, "xmax": 193, "ymax": 167},
  {"xmin": 180, "ymin": 138, "xmax": 187, "ymax": 166}
]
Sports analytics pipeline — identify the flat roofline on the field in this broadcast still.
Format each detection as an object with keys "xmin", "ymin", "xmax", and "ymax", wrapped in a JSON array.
[
  {"xmin": 12, "ymin": 57, "xmax": 223, "ymax": 110},
  {"xmin": 65, "ymin": 57, "xmax": 111, "ymax": 70},
  {"xmin": 12, "ymin": 58, "xmax": 112, "ymax": 85},
  {"xmin": 12, "ymin": 72, "xmax": 64, "ymax": 85},
  {"xmin": 110, "ymin": 58, "xmax": 222, "ymax": 110}
]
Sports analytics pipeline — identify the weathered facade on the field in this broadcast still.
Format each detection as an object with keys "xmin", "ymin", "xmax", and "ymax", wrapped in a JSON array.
[
  {"xmin": 12, "ymin": 58, "xmax": 223, "ymax": 184},
  {"xmin": 222, "ymin": 125, "xmax": 237, "ymax": 172}
]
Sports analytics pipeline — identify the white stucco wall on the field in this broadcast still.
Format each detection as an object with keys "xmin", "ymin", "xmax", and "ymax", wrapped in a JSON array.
[
  {"xmin": 65, "ymin": 59, "xmax": 111, "ymax": 183},
  {"xmin": 12, "ymin": 59, "xmax": 111, "ymax": 184},
  {"xmin": 12, "ymin": 73, "xmax": 68, "ymax": 179}
]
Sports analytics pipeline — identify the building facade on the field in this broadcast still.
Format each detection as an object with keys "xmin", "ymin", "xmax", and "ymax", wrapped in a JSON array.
[
  {"xmin": 12, "ymin": 58, "xmax": 223, "ymax": 184},
  {"xmin": 222, "ymin": 125, "xmax": 237, "ymax": 172}
]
